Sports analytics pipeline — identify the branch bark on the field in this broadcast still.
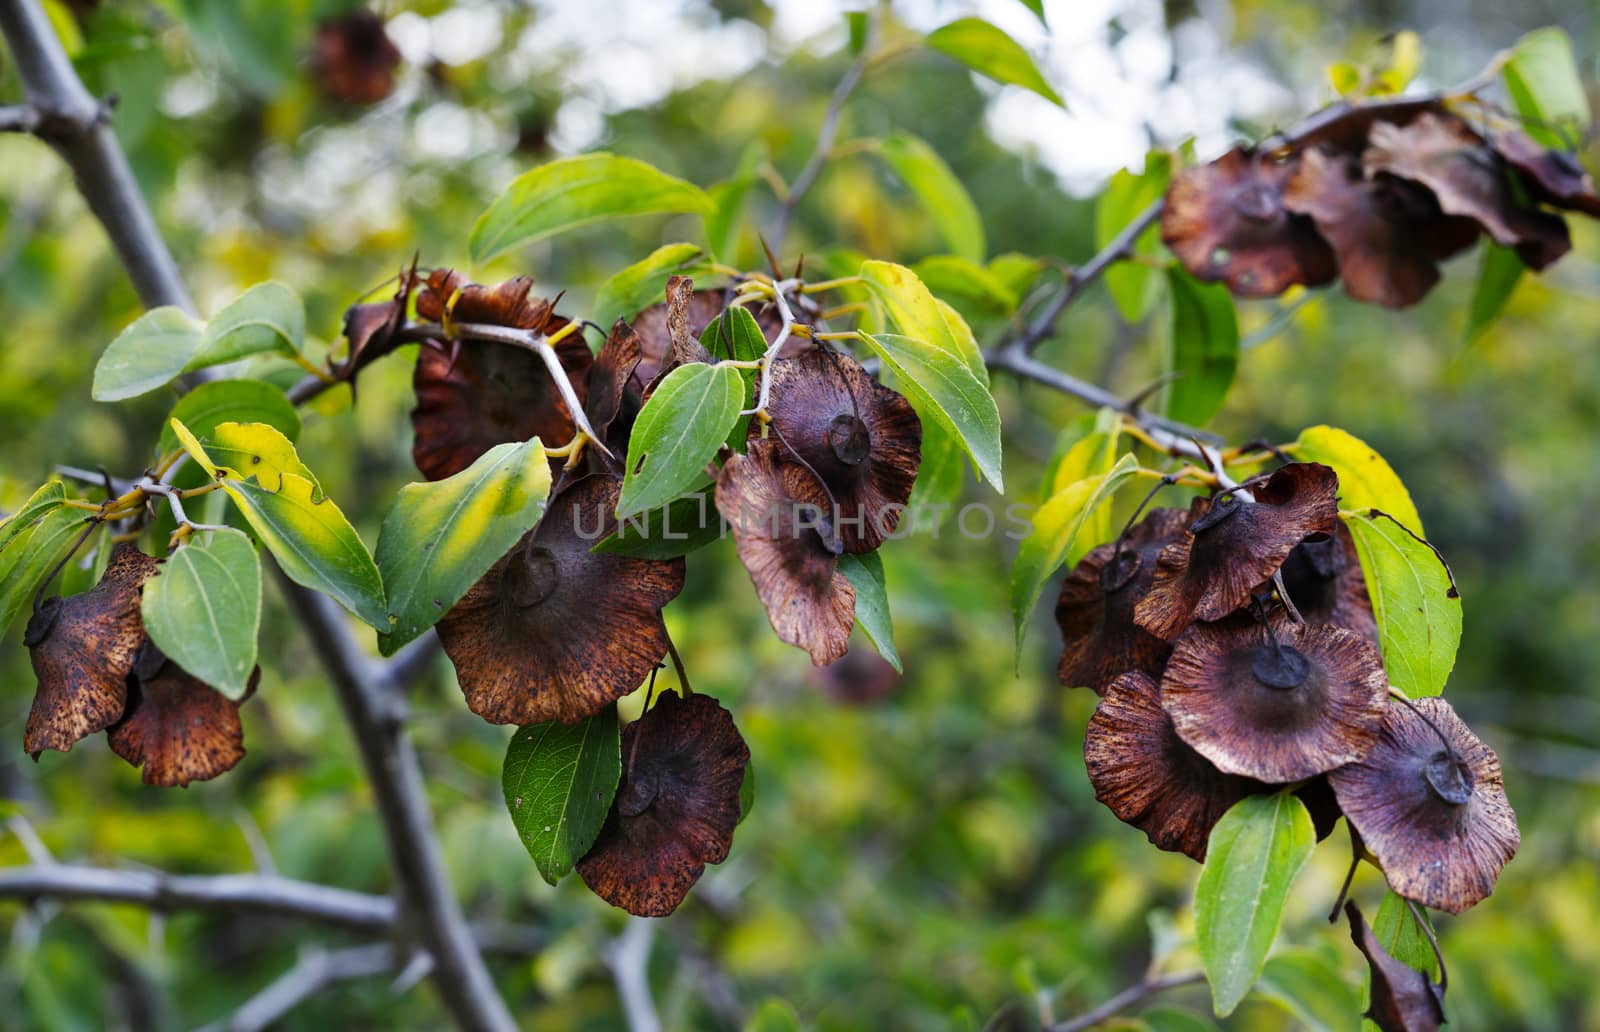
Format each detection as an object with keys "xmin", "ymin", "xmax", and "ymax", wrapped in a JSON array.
[
  {"xmin": 1049, "ymin": 971, "xmax": 1204, "ymax": 1032},
  {"xmin": 0, "ymin": 3, "xmax": 516, "ymax": 1028},
  {"xmin": 769, "ymin": 13, "xmax": 876, "ymax": 254},
  {"xmin": 0, "ymin": 0, "xmax": 191, "ymax": 313},
  {"xmin": 272, "ymin": 572, "xmax": 516, "ymax": 1031},
  {"xmin": 196, "ymin": 943, "xmax": 403, "ymax": 1032},
  {"xmin": 0, "ymin": 865, "xmax": 397, "ymax": 933}
]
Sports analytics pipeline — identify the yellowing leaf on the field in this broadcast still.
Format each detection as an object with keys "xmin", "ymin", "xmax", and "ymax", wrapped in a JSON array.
[
  {"xmin": 1009, "ymin": 453, "xmax": 1137, "ymax": 656},
  {"xmin": 860, "ymin": 331, "xmax": 1003, "ymax": 492},
  {"xmin": 205, "ymin": 421, "xmax": 320, "ymax": 493},
  {"xmin": 375, "ymin": 440, "xmax": 553, "ymax": 655},
  {"xmin": 222, "ymin": 472, "xmax": 387, "ymax": 630},
  {"xmin": 1290, "ymin": 426, "xmax": 1422, "ymax": 534}
]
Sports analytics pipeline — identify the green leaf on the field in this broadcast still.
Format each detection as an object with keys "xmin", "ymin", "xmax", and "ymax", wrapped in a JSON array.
[
  {"xmin": 925, "ymin": 17, "xmax": 1064, "ymax": 107},
  {"xmin": 1009, "ymin": 454, "xmax": 1137, "ymax": 656},
  {"xmin": 1343, "ymin": 510, "xmax": 1461, "ymax": 699},
  {"xmin": 0, "ymin": 482, "xmax": 67, "ymax": 554},
  {"xmin": 845, "ymin": 11, "xmax": 869, "ymax": 54},
  {"xmin": 171, "ymin": 418, "xmax": 387, "ymax": 629},
  {"xmin": 704, "ymin": 141, "xmax": 766, "ymax": 262},
  {"xmin": 618, "ymin": 362, "xmax": 746, "ymax": 520},
  {"xmin": 1290, "ymin": 426, "xmax": 1423, "ymax": 534},
  {"xmin": 1503, "ymin": 28, "xmax": 1591, "ymax": 150},
  {"xmin": 1099, "ymin": 154, "xmax": 1172, "ymax": 323},
  {"xmin": 375, "ymin": 440, "xmax": 554, "ymax": 656},
  {"xmin": 988, "ymin": 252, "xmax": 1046, "ymax": 299},
  {"xmin": 503, "ymin": 708, "xmax": 622, "ymax": 886},
  {"xmin": 877, "ymin": 133, "xmax": 986, "ymax": 263},
  {"xmin": 738, "ymin": 760, "xmax": 756, "ymax": 825},
  {"xmin": 157, "ymin": 380, "xmax": 301, "ymax": 459},
  {"xmin": 140, "ymin": 528, "xmax": 261, "ymax": 699},
  {"xmin": 702, "ymin": 306, "xmax": 769, "ymax": 452},
  {"xmin": 907, "ymin": 416, "xmax": 966, "ymax": 521},
  {"xmin": 1141, "ymin": 1008, "xmax": 1222, "ymax": 1032},
  {"xmin": 592, "ymin": 493, "xmax": 723, "ymax": 560},
  {"xmin": 1195, "ymin": 794, "xmax": 1316, "ymax": 1017},
  {"xmin": 1165, "ymin": 267, "xmax": 1239, "ymax": 427},
  {"xmin": 0, "ymin": 506, "xmax": 89, "ymax": 635},
  {"xmin": 1374, "ymin": 891, "xmax": 1440, "ymax": 979},
  {"xmin": 1014, "ymin": 0, "xmax": 1046, "ymax": 23},
  {"xmin": 1256, "ymin": 948, "xmax": 1362, "ymax": 1032},
  {"xmin": 1463, "ymin": 243, "xmax": 1525, "ymax": 346},
  {"xmin": 701, "ymin": 306, "xmax": 769, "ymax": 363},
  {"xmin": 92, "ymin": 307, "xmax": 205, "ymax": 402},
  {"xmin": 746, "ymin": 998, "xmax": 802, "ymax": 1032},
  {"xmin": 590, "ymin": 243, "xmax": 704, "ymax": 338},
  {"xmin": 839, "ymin": 551, "xmax": 901, "ymax": 673},
  {"xmin": 192, "ymin": 281, "xmax": 305, "ymax": 368},
  {"xmin": 859, "ymin": 332, "xmax": 1003, "ymax": 493},
  {"xmin": 912, "ymin": 255, "xmax": 1020, "ymax": 313},
  {"xmin": 470, "ymin": 153, "xmax": 715, "ymax": 264},
  {"xmin": 1041, "ymin": 407, "xmax": 1120, "ymax": 500}
]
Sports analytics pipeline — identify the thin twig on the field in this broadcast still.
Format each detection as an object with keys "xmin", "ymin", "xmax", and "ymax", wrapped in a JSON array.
[
  {"xmin": 606, "ymin": 916, "xmax": 662, "ymax": 1032},
  {"xmin": 195, "ymin": 943, "xmax": 401, "ymax": 1032},
  {"xmin": 0, "ymin": 102, "xmax": 41, "ymax": 132},
  {"xmin": 1050, "ymin": 971, "xmax": 1205, "ymax": 1032},
  {"xmin": 769, "ymin": 15, "xmax": 876, "ymax": 252},
  {"xmin": 981, "ymin": 346, "xmax": 1221, "ymax": 444},
  {"xmin": 1007, "ymin": 199, "xmax": 1165, "ymax": 358},
  {"xmin": 0, "ymin": 0, "xmax": 192, "ymax": 312}
]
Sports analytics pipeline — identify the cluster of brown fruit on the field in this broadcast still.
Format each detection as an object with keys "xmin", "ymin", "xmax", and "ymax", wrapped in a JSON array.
[
  {"xmin": 1057, "ymin": 462, "xmax": 1519, "ymax": 918},
  {"xmin": 25, "ymin": 545, "xmax": 255, "ymax": 787},
  {"xmin": 1163, "ymin": 99, "xmax": 1600, "ymax": 308},
  {"xmin": 346, "ymin": 267, "xmax": 922, "ymax": 914}
]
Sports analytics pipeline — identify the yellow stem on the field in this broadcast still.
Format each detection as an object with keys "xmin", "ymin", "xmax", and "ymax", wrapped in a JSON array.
[
  {"xmin": 800, "ymin": 276, "xmax": 860, "ymax": 294},
  {"xmin": 292, "ymin": 352, "xmax": 336, "ymax": 384},
  {"xmin": 545, "ymin": 320, "xmax": 581, "ymax": 347}
]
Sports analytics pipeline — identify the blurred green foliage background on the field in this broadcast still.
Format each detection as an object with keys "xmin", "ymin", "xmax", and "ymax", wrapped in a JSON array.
[{"xmin": 2, "ymin": 0, "xmax": 1598, "ymax": 1028}]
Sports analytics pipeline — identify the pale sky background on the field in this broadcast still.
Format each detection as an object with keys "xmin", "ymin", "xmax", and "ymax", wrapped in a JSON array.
[
  {"xmin": 155, "ymin": 0, "xmax": 1427, "ymax": 254},
  {"xmin": 381, "ymin": 0, "xmax": 1297, "ymax": 191}
]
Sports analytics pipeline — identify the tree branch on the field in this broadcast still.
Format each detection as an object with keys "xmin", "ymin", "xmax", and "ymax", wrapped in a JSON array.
[
  {"xmin": 1050, "ymin": 971, "xmax": 1204, "ymax": 1032},
  {"xmin": 0, "ymin": 865, "xmax": 397, "ymax": 933},
  {"xmin": 0, "ymin": 102, "xmax": 41, "ymax": 132},
  {"xmin": 769, "ymin": 15, "xmax": 876, "ymax": 254},
  {"xmin": 1006, "ymin": 199, "xmax": 1166, "ymax": 358},
  {"xmin": 605, "ymin": 916, "xmax": 662, "ymax": 1032},
  {"xmin": 271, "ymin": 571, "xmax": 516, "ymax": 1031},
  {"xmin": 982, "ymin": 345, "xmax": 1221, "ymax": 444},
  {"xmin": 0, "ymin": 0, "xmax": 191, "ymax": 313},
  {"xmin": 0, "ymin": 3, "xmax": 516, "ymax": 1027},
  {"xmin": 196, "ymin": 943, "xmax": 402, "ymax": 1032}
]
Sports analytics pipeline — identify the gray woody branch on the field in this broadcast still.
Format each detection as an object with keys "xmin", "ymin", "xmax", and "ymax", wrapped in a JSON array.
[{"xmin": 0, "ymin": 1, "xmax": 513, "ymax": 1028}]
